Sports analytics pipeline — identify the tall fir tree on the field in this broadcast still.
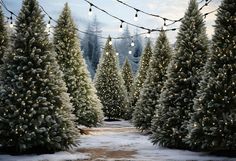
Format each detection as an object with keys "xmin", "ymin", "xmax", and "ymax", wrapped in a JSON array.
[
  {"xmin": 81, "ymin": 17, "xmax": 102, "ymax": 78},
  {"xmin": 0, "ymin": 5, "xmax": 8, "ymax": 64},
  {"xmin": 0, "ymin": 0, "xmax": 78, "ymax": 153},
  {"xmin": 151, "ymin": 0, "xmax": 209, "ymax": 149},
  {"xmin": 127, "ymin": 39, "xmax": 152, "ymax": 120},
  {"xmin": 133, "ymin": 31, "xmax": 171, "ymax": 131},
  {"xmin": 94, "ymin": 37, "xmax": 127, "ymax": 120},
  {"xmin": 186, "ymin": 0, "xmax": 236, "ymax": 151},
  {"xmin": 54, "ymin": 3, "xmax": 103, "ymax": 127},
  {"xmin": 122, "ymin": 57, "xmax": 133, "ymax": 94}
]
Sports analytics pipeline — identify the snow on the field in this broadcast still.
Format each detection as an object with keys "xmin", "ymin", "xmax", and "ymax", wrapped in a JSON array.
[
  {"xmin": 79, "ymin": 120, "xmax": 236, "ymax": 161},
  {"xmin": 0, "ymin": 120, "xmax": 235, "ymax": 161},
  {"xmin": 0, "ymin": 151, "xmax": 89, "ymax": 161}
]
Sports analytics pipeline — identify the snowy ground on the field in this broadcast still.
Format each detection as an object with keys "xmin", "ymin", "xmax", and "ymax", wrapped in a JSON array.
[{"xmin": 0, "ymin": 120, "xmax": 235, "ymax": 161}]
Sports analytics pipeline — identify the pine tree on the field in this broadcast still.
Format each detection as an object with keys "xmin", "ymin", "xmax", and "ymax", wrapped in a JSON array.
[
  {"xmin": 0, "ymin": 5, "xmax": 8, "ymax": 64},
  {"xmin": 122, "ymin": 57, "xmax": 133, "ymax": 93},
  {"xmin": 94, "ymin": 37, "xmax": 127, "ymax": 120},
  {"xmin": 54, "ymin": 3, "xmax": 103, "ymax": 127},
  {"xmin": 127, "ymin": 40, "xmax": 153, "ymax": 120},
  {"xmin": 151, "ymin": 0, "xmax": 209, "ymax": 149},
  {"xmin": 81, "ymin": 17, "xmax": 102, "ymax": 78},
  {"xmin": 0, "ymin": 0, "xmax": 79, "ymax": 153},
  {"xmin": 133, "ymin": 31, "xmax": 171, "ymax": 132},
  {"xmin": 186, "ymin": 0, "xmax": 236, "ymax": 151}
]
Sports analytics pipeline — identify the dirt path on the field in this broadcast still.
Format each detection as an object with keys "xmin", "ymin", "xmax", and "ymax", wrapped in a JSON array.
[{"xmin": 78, "ymin": 121, "xmax": 158, "ymax": 161}]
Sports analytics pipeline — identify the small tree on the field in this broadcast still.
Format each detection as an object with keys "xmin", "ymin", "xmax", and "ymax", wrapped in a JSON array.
[
  {"xmin": 0, "ymin": 5, "xmax": 8, "ymax": 64},
  {"xmin": 54, "ymin": 3, "xmax": 103, "ymax": 127},
  {"xmin": 94, "ymin": 37, "xmax": 127, "ymax": 120},
  {"xmin": 133, "ymin": 31, "xmax": 171, "ymax": 131},
  {"xmin": 186, "ymin": 0, "xmax": 236, "ymax": 151},
  {"xmin": 122, "ymin": 57, "xmax": 133, "ymax": 93},
  {"xmin": 151, "ymin": 0, "xmax": 209, "ymax": 149},
  {"xmin": 127, "ymin": 40, "xmax": 153, "ymax": 120},
  {"xmin": 0, "ymin": 0, "xmax": 78, "ymax": 153}
]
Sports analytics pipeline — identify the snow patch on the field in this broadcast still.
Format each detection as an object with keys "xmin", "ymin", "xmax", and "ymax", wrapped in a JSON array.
[{"xmin": 0, "ymin": 151, "xmax": 89, "ymax": 161}]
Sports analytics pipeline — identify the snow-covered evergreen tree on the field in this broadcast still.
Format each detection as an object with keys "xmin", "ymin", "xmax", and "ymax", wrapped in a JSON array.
[
  {"xmin": 81, "ymin": 17, "xmax": 102, "ymax": 78},
  {"xmin": 0, "ymin": 0, "xmax": 78, "ymax": 153},
  {"xmin": 133, "ymin": 31, "xmax": 171, "ymax": 131},
  {"xmin": 186, "ymin": 0, "xmax": 236, "ymax": 151},
  {"xmin": 132, "ymin": 32, "xmax": 143, "ymax": 58},
  {"xmin": 151, "ymin": 0, "xmax": 209, "ymax": 149},
  {"xmin": 127, "ymin": 40, "xmax": 152, "ymax": 120},
  {"xmin": 95, "ymin": 37, "xmax": 127, "ymax": 120},
  {"xmin": 122, "ymin": 57, "xmax": 133, "ymax": 93},
  {"xmin": 54, "ymin": 3, "xmax": 103, "ymax": 127},
  {"xmin": 0, "ymin": 6, "xmax": 8, "ymax": 64}
]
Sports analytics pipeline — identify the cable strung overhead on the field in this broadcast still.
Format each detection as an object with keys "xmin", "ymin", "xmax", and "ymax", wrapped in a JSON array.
[{"xmin": 0, "ymin": 0, "xmax": 218, "ymax": 40}]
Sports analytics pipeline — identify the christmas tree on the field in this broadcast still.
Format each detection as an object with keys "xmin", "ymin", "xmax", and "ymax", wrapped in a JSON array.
[
  {"xmin": 94, "ymin": 37, "xmax": 127, "ymax": 120},
  {"xmin": 133, "ymin": 31, "xmax": 171, "ymax": 132},
  {"xmin": 53, "ymin": 3, "xmax": 103, "ymax": 127},
  {"xmin": 186, "ymin": 0, "xmax": 236, "ymax": 151},
  {"xmin": 122, "ymin": 57, "xmax": 133, "ymax": 94},
  {"xmin": 0, "ymin": 0, "xmax": 78, "ymax": 153},
  {"xmin": 0, "ymin": 5, "xmax": 8, "ymax": 64},
  {"xmin": 151, "ymin": 0, "xmax": 209, "ymax": 149},
  {"xmin": 127, "ymin": 39, "xmax": 153, "ymax": 120}
]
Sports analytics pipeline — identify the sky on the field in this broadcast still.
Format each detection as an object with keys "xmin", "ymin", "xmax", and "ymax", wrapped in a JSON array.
[{"xmin": 2, "ymin": 0, "xmax": 222, "ymax": 44}]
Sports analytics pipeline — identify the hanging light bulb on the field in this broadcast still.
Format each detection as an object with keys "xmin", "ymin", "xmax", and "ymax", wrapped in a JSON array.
[
  {"xmin": 9, "ymin": 13, "xmax": 14, "ymax": 28},
  {"xmin": 163, "ymin": 18, "xmax": 167, "ymax": 30},
  {"xmin": 146, "ymin": 30, "xmax": 151, "ymax": 38},
  {"xmin": 119, "ymin": 21, "xmax": 123, "ymax": 32},
  {"xmin": 88, "ymin": 4, "xmax": 93, "ymax": 16},
  {"xmin": 47, "ymin": 19, "xmax": 51, "ymax": 28},
  {"xmin": 109, "ymin": 40, "xmax": 112, "ymax": 45},
  {"xmin": 131, "ymin": 40, "xmax": 135, "ymax": 47},
  {"xmin": 134, "ymin": 10, "xmax": 139, "ymax": 21},
  {"xmin": 128, "ymin": 50, "xmax": 132, "ymax": 54},
  {"xmin": 163, "ymin": 25, "xmax": 167, "ymax": 30},
  {"xmin": 9, "ymin": 21, "xmax": 14, "ymax": 28}
]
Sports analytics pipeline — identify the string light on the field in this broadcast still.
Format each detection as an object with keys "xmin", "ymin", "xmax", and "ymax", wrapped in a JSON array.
[
  {"xmin": 128, "ymin": 50, "xmax": 132, "ymax": 54},
  {"xmin": 116, "ymin": 52, "xmax": 119, "ymax": 56},
  {"xmin": 115, "ymin": 0, "xmax": 214, "ymax": 26},
  {"xmin": 88, "ymin": 3, "xmax": 93, "ymax": 16},
  {"xmin": 134, "ymin": 9, "xmax": 139, "ymax": 21},
  {"xmin": 0, "ymin": 0, "xmax": 217, "ymax": 40}
]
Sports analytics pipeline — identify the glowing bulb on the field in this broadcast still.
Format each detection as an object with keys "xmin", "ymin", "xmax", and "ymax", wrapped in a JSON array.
[
  {"xmin": 47, "ymin": 23, "xmax": 50, "ymax": 28},
  {"xmin": 163, "ymin": 26, "xmax": 167, "ymax": 30},
  {"xmin": 106, "ymin": 52, "xmax": 109, "ymax": 55},
  {"xmin": 9, "ymin": 22, "xmax": 14, "ymax": 28},
  {"xmin": 131, "ymin": 41, "xmax": 135, "ymax": 47},
  {"xmin": 128, "ymin": 50, "xmax": 132, "ymax": 54},
  {"xmin": 109, "ymin": 40, "xmax": 112, "ymax": 45},
  {"xmin": 116, "ymin": 52, "xmax": 119, "ymax": 56},
  {"xmin": 146, "ymin": 30, "xmax": 151, "ymax": 38}
]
